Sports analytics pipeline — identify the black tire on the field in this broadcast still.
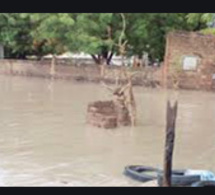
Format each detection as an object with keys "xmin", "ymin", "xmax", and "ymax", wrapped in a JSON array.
[
  {"xmin": 157, "ymin": 170, "xmax": 201, "ymax": 187},
  {"xmin": 124, "ymin": 165, "xmax": 158, "ymax": 182},
  {"xmin": 191, "ymin": 181, "xmax": 215, "ymax": 187}
]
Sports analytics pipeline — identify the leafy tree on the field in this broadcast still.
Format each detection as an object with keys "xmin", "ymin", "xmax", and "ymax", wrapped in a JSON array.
[
  {"xmin": 28, "ymin": 13, "xmax": 76, "ymax": 75},
  {"xmin": 0, "ymin": 13, "xmax": 75, "ymax": 59},
  {"xmin": 187, "ymin": 13, "xmax": 213, "ymax": 28},
  {"xmin": 23, "ymin": 13, "xmax": 122, "ymax": 65},
  {"xmin": 21, "ymin": 13, "xmax": 75, "ymax": 57},
  {"xmin": 0, "ymin": 13, "xmax": 36, "ymax": 59},
  {"xmin": 66, "ymin": 13, "xmax": 126, "ymax": 65},
  {"xmin": 187, "ymin": 13, "xmax": 215, "ymax": 35},
  {"xmin": 0, "ymin": 13, "xmax": 204, "ymax": 63},
  {"xmin": 125, "ymin": 13, "xmax": 197, "ymax": 62}
]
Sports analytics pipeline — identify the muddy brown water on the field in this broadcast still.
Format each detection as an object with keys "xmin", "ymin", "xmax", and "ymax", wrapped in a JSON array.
[{"xmin": 0, "ymin": 75, "xmax": 215, "ymax": 186}]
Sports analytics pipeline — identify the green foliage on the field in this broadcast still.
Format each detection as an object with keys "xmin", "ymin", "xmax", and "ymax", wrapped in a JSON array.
[
  {"xmin": 31, "ymin": 13, "xmax": 75, "ymax": 55},
  {"xmin": 186, "ymin": 13, "xmax": 215, "ymax": 39},
  {"xmin": 0, "ymin": 13, "xmax": 207, "ymax": 61},
  {"xmin": 200, "ymin": 28, "xmax": 215, "ymax": 35},
  {"xmin": 186, "ymin": 13, "xmax": 212, "ymax": 30},
  {"xmin": 125, "ymin": 13, "xmax": 195, "ymax": 61},
  {"xmin": 0, "ymin": 13, "xmax": 35, "ymax": 58},
  {"xmin": 187, "ymin": 13, "xmax": 214, "ymax": 24},
  {"xmin": 0, "ymin": 13, "xmax": 75, "ymax": 58},
  {"xmin": 67, "ymin": 13, "xmax": 119, "ymax": 54}
]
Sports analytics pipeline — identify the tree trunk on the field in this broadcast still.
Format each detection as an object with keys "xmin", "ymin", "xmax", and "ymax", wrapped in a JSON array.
[
  {"xmin": 133, "ymin": 56, "xmax": 137, "ymax": 68},
  {"xmin": 92, "ymin": 51, "xmax": 114, "ymax": 65},
  {"xmin": 107, "ymin": 52, "xmax": 114, "ymax": 65},
  {"xmin": 91, "ymin": 54, "xmax": 101, "ymax": 64},
  {"xmin": 162, "ymin": 100, "xmax": 178, "ymax": 187},
  {"xmin": 17, "ymin": 52, "xmax": 27, "ymax": 59},
  {"xmin": 121, "ymin": 54, "xmax": 125, "ymax": 66},
  {"xmin": 102, "ymin": 50, "xmax": 108, "ymax": 59}
]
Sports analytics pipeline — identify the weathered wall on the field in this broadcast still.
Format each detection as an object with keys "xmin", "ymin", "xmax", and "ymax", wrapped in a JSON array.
[
  {"xmin": 164, "ymin": 31, "xmax": 215, "ymax": 90},
  {"xmin": 0, "ymin": 59, "xmax": 162, "ymax": 87}
]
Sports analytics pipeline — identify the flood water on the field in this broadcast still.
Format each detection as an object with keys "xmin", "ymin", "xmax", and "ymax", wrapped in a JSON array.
[{"xmin": 0, "ymin": 75, "xmax": 215, "ymax": 186}]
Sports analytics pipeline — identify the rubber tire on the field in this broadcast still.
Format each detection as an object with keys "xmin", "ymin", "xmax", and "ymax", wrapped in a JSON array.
[
  {"xmin": 124, "ymin": 165, "xmax": 158, "ymax": 182},
  {"xmin": 191, "ymin": 181, "xmax": 215, "ymax": 187},
  {"xmin": 157, "ymin": 170, "xmax": 201, "ymax": 187}
]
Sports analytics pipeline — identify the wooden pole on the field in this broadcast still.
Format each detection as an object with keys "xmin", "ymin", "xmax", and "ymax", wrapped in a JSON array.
[
  {"xmin": 50, "ymin": 54, "xmax": 56, "ymax": 77},
  {"xmin": 162, "ymin": 100, "xmax": 178, "ymax": 187}
]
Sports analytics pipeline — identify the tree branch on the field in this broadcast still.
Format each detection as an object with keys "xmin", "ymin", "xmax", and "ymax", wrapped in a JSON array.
[{"xmin": 118, "ymin": 13, "xmax": 126, "ymax": 47}]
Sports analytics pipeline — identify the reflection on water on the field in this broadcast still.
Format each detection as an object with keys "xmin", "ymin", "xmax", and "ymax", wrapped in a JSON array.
[{"xmin": 0, "ymin": 75, "xmax": 215, "ymax": 186}]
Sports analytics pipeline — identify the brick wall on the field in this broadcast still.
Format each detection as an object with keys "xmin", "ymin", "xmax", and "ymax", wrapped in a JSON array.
[
  {"xmin": 0, "ymin": 59, "xmax": 162, "ymax": 87},
  {"xmin": 164, "ymin": 31, "xmax": 215, "ymax": 90}
]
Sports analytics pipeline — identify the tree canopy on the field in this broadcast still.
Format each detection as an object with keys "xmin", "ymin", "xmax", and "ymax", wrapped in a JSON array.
[
  {"xmin": 0, "ymin": 13, "xmax": 212, "ymax": 62},
  {"xmin": 187, "ymin": 13, "xmax": 215, "ymax": 35},
  {"xmin": 125, "ymin": 13, "xmax": 196, "ymax": 61}
]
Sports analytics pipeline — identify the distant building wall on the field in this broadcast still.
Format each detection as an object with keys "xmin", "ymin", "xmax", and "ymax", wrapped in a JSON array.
[
  {"xmin": 163, "ymin": 31, "xmax": 215, "ymax": 90},
  {"xmin": 0, "ymin": 59, "xmax": 162, "ymax": 87}
]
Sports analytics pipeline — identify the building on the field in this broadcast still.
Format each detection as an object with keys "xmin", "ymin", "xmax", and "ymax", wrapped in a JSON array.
[{"xmin": 163, "ymin": 31, "xmax": 215, "ymax": 90}]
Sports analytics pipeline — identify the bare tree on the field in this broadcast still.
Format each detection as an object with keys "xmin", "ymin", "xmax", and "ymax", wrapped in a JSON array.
[
  {"xmin": 111, "ymin": 13, "xmax": 128, "ymax": 66},
  {"xmin": 101, "ymin": 68, "xmax": 138, "ymax": 126},
  {"xmin": 100, "ymin": 13, "xmax": 139, "ymax": 126},
  {"xmin": 122, "ymin": 69, "xmax": 137, "ymax": 126}
]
